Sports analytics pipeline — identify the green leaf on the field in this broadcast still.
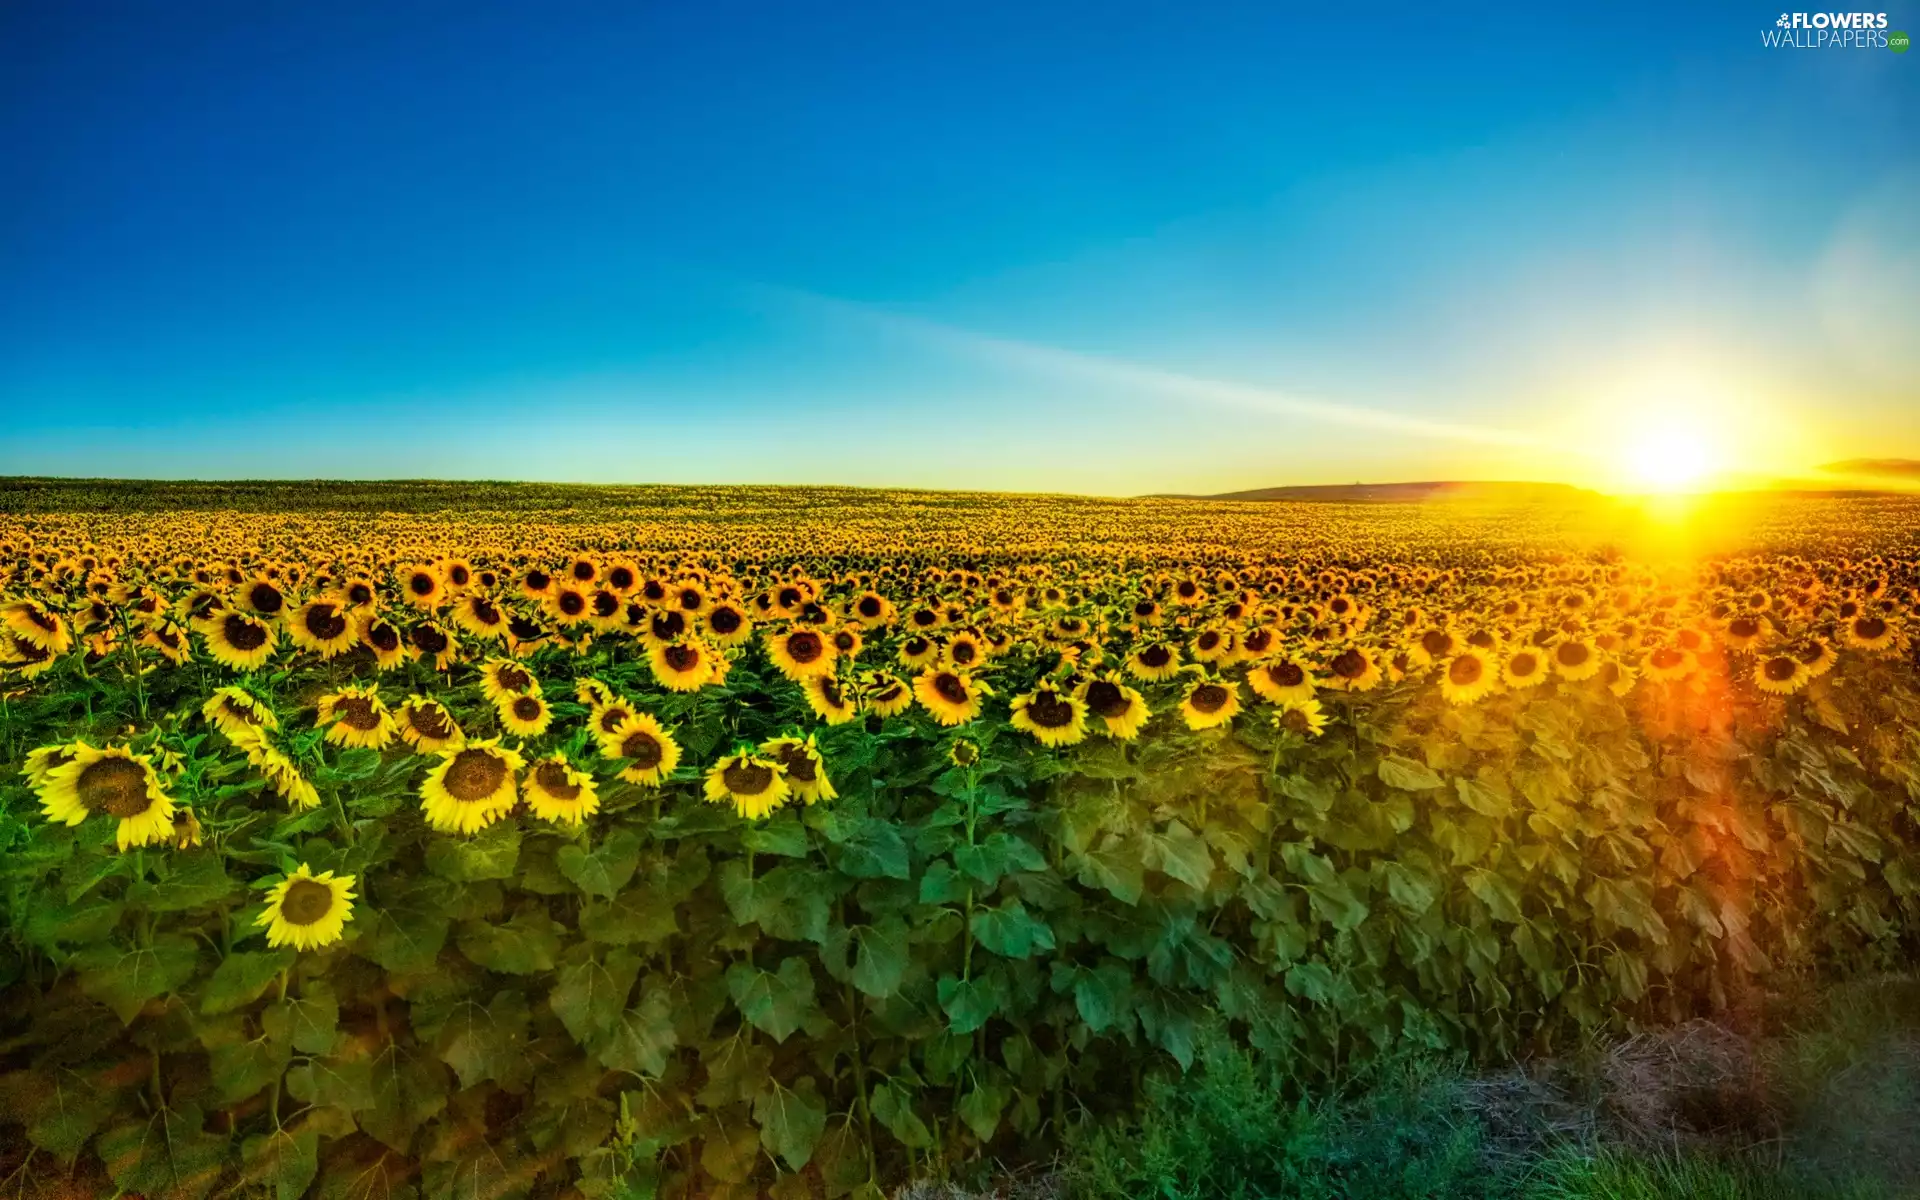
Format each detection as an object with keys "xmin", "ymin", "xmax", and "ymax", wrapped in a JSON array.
[
  {"xmin": 595, "ymin": 984, "xmax": 680, "ymax": 1077},
  {"xmin": 424, "ymin": 822, "xmax": 521, "ymax": 881},
  {"xmin": 286, "ymin": 1055, "xmax": 377, "ymax": 1113},
  {"xmin": 579, "ymin": 884, "xmax": 681, "ymax": 946},
  {"xmin": 1285, "ymin": 960, "xmax": 1336, "ymax": 1004},
  {"xmin": 97, "ymin": 1103, "xmax": 227, "ymax": 1200},
  {"xmin": 958, "ymin": 1078, "xmax": 1009, "ymax": 1142},
  {"xmin": 14, "ymin": 1070, "xmax": 115, "ymax": 1162},
  {"xmin": 73, "ymin": 933, "xmax": 200, "ymax": 1024},
  {"xmin": 969, "ymin": 898, "xmax": 1055, "ymax": 959},
  {"xmin": 1379, "ymin": 755, "xmax": 1443, "ymax": 790},
  {"xmin": 241, "ymin": 1127, "xmax": 320, "ymax": 1200},
  {"xmin": 556, "ymin": 828, "xmax": 644, "ymax": 899},
  {"xmin": 953, "ymin": 832, "xmax": 1047, "ymax": 888},
  {"xmin": 264, "ymin": 981, "xmax": 341, "ymax": 1055},
  {"xmin": 918, "ymin": 859, "xmax": 970, "ymax": 905},
  {"xmin": 937, "ymin": 974, "xmax": 997, "ymax": 1035},
  {"xmin": 549, "ymin": 947, "xmax": 641, "ymax": 1046},
  {"xmin": 363, "ymin": 1041, "xmax": 449, "ymax": 1153},
  {"xmin": 1465, "ymin": 867, "xmax": 1525, "ymax": 924},
  {"xmin": 851, "ymin": 916, "xmax": 911, "ymax": 999},
  {"xmin": 457, "ymin": 906, "xmax": 563, "ymax": 974},
  {"xmin": 871, "ymin": 1079, "xmax": 933, "ymax": 1149},
  {"xmin": 754, "ymin": 1078, "xmax": 828, "ymax": 1171},
  {"xmin": 436, "ymin": 990, "xmax": 533, "ymax": 1090},
  {"xmin": 358, "ymin": 890, "xmax": 451, "ymax": 975},
  {"xmin": 1143, "ymin": 821, "xmax": 1213, "ymax": 891},
  {"xmin": 142, "ymin": 849, "xmax": 240, "ymax": 912},
  {"xmin": 1378, "ymin": 863, "xmax": 1439, "ymax": 916},
  {"xmin": 833, "ymin": 819, "xmax": 911, "ymax": 880},
  {"xmin": 743, "ymin": 813, "xmax": 812, "ymax": 858},
  {"xmin": 200, "ymin": 949, "xmax": 295, "ymax": 1015},
  {"xmin": 727, "ymin": 957, "xmax": 818, "ymax": 1043},
  {"xmin": 1075, "ymin": 841, "xmax": 1145, "ymax": 905},
  {"xmin": 1454, "ymin": 777, "xmax": 1510, "ymax": 817}
]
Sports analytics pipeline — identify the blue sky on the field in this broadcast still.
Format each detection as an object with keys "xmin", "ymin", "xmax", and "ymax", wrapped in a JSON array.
[{"xmin": 2, "ymin": 0, "xmax": 1915, "ymax": 494}]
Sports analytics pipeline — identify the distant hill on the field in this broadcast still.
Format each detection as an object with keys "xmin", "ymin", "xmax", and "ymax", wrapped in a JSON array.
[
  {"xmin": 1155, "ymin": 480, "xmax": 1597, "ymax": 504},
  {"xmin": 1820, "ymin": 459, "xmax": 1920, "ymax": 478}
]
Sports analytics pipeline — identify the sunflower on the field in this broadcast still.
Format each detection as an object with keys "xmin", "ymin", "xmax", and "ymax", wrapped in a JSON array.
[
  {"xmin": 801, "ymin": 673, "xmax": 859, "ymax": 724},
  {"xmin": 703, "ymin": 601, "xmax": 753, "ymax": 646},
  {"xmin": 523, "ymin": 754, "xmax": 599, "ymax": 825},
  {"xmin": 704, "ymin": 751, "xmax": 790, "ymax": 820},
  {"xmin": 1408, "ymin": 626, "xmax": 1459, "ymax": 667},
  {"xmin": 1179, "ymin": 679, "xmax": 1241, "ymax": 731},
  {"xmin": 1642, "ymin": 645, "xmax": 1696, "ymax": 683},
  {"xmin": 171, "ymin": 808, "xmax": 204, "ymax": 849},
  {"xmin": 1439, "ymin": 650, "xmax": 1497, "ymax": 705},
  {"xmin": 396, "ymin": 696, "xmax": 465, "ymax": 753},
  {"xmin": 1844, "ymin": 615, "xmax": 1897, "ymax": 654},
  {"xmin": 1595, "ymin": 659, "xmax": 1636, "ymax": 700},
  {"xmin": 575, "ymin": 677, "xmax": 617, "ymax": 708},
  {"xmin": 767, "ymin": 627, "xmax": 835, "ymax": 681},
  {"xmin": 1754, "ymin": 654, "xmax": 1808, "ymax": 696},
  {"xmin": 897, "ymin": 635, "xmax": 940, "ymax": 670},
  {"xmin": 1796, "ymin": 638, "xmax": 1836, "ymax": 678},
  {"xmin": 1273, "ymin": 697, "xmax": 1329, "ymax": 737},
  {"xmin": 1322, "ymin": 645, "xmax": 1382, "ymax": 691},
  {"xmin": 1721, "ymin": 616, "xmax": 1765, "ymax": 653},
  {"xmin": 232, "ymin": 729, "xmax": 321, "ymax": 810},
  {"xmin": 943, "ymin": 631, "xmax": 987, "ymax": 671},
  {"xmin": 287, "ymin": 597, "xmax": 356, "ymax": 658},
  {"xmin": 1076, "ymin": 674, "xmax": 1150, "ymax": 740},
  {"xmin": 452, "ymin": 593, "xmax": 509, "ymax": 640},
  {"xmin": 24, "ymin": 742, "xmax": 79, "ymax": 788},
  {"xmin": 480, "ymin": 658, "xmax": 542, "ymax": 705},
  {"xmin": 1121, "ymin": 638, "xmax": 1183, "ymax": 681},
  {"xmin": 849, "ymin": 591, "xmax": 895, "ymax": 628},
  {"xmin": 498, "ymin": 692, "xmax": 554, "ymax": 738},
  {"xmin": 829, "ymin": 624, "xmax": 864, "ymax": 660},
  {"xmin": 1502, "ymin": 649, "xmax": 1548, "ymax": 689},
  {"xmin": 256, "ymin": 863, "xmax": 356, "ymax": 951},
  {"xmin": 856, "ymin": 671, "xmax": 913, "ymax": 718},
  {"xmin": 1550, "ymin": 638, "xmax": 1602, "ymax": 682},
  {"xmin": 601, "ymin": 712, "xmax": 682, "ymax": 786},
  {"xmin": 1, "ymin": 599, "xmax": 72, "ymax": 655},
  {"xmin": 400, "ymin": 564, "xmax": 444, "ymax": 610},
  {"xmin": 202, "ymin": 685, "xmax": 280, "ymax": 738},
  {"xmin": 140, "ymin": 622, "xmax": 194, "ymax": 666},
  {"xmin": 318, "ymin": 685, "xmax": 398, "ymax": 749},
  {"xmin": 202, "ymin": 611, "xmax": 277, "ymax": 671},
  {"xmin": 548, "ymin": 584, "xmax": 591, "ymax": 625},
  {"xmin": 915, "ymin": 668, "xmax": 988, "ymax": 726},
  {"xmin": 406, "ymin": 621, "xmax": 458, "ymax": 670},
  {"xmin": 38, "ymin": 745, "xmax": 176, "ymax": 850},
  {"xmin": 1010, "ymin": 683, "xmax": 1089, "ymax": 747},
  {"xmin": 649, "ymin": 638, "xmax": 718, "ymax": 691},
  {"xmin": 1247, "ymin": 658, "xmax": 1316, "ymax": 705},
  {"xmin": 239, "ymin": 576, "xmax": 288, "ymax": 620},
  {"xmin": 360, "ymin": 616, "xmax": 408, "ymax": 671},
  {"xmin": 419, "ymin": 740, "xmax": 524, "ymax": 835},
  {"xmin": 761, "ymin": 734, "xmax": 836, "ymax": 803},
  {"xmin": 1190, "ymin": 627, "xmax": 1237, "ymax": 665}
]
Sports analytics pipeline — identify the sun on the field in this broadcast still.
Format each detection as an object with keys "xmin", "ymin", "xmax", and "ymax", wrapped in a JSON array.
[{"xmin": 1623, "ymin": 420, "xmax": 1722, "ymax": 492}]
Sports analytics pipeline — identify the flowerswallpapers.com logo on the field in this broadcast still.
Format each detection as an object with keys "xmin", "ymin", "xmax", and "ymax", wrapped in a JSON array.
[{"xmin": 1762, "ymin": 11, "xmax": 1905, "ymax": 48}]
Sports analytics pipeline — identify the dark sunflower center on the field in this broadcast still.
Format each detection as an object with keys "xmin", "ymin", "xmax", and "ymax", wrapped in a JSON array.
[
  {"xmin": 1856, "ymin": 617, "xmax": 1888, "ymax": 640},
  {"xmin": 444, "ymin": 749, "xmax": 508, "ymax": 802},
  {"xmin": 1189, "ymin": 684, "xmax": 1228, "ymax": 714},
  {"xmin": 448, "ymin": 565, "xmax": 470, "ymax": 586},
  {"xmin": 347, "ymin": 583, "xmax": 374, "ymax": 605},
  {"xmin": 950, "ymin": 641, "xmax": 978, "ymax": 665},
  {"xmin": 496, "ymin": 665, "xmax": 533, "ymax": 693},
  {"xmin": 1509, "ymin": 653, "xmax": 1539, "ymax": 677},
  {"xmin": 679, "ymin": 588, "xmax": 703, "ymax": 610},
  {"xmin": 78, "ymin": 757, "xmax": 153, "ymax": 818},
  {"xmin": 408, "ymin": 704, "xmax": 454, "ymax": 740},
  {"xmin": 785, "ymin": 632, "xmax": 823, "ymax": 663},
  {"xmin": 511, "ymin": 696, "xmax": 542, "ymax": 721},
  {"xmin": 1140, "ymin": 645, "xmax": 1172, "ymax": 668},
  {"xmin": 775, "ymin": 746, "xmax": 818, "ymax": 782},
  {"xmin": 1197, "ymin": 632, "xmax": 1221, "ymax": 651},
  {"xmin": 711, "ymin": 607, "xmax": 743, "ymax": 634},
  {"xmin": 1028, "ymin": 693, "xmax": 1076, "ymax": 728},
  {"xmin": 592, "ymin": 590, "xmax": 621, "ymax": 618},
  {"xmin": 1650, "ymin": 647, "xmax": 1686, "ymax": 669},
  {"xmin": 651, "ymin": 611, "xmax": 686, "ymax": 640},
  {"xmin": 222, "ymin": 696, "xmax": 263, "ymax": 724},
  {"xmin": 304, "ymin": 604, "xmax": 347, "ymax": 640},
  {"xmin": 1330, "ymin": 649, "xmax": 1367, "ymax": 679},
  {"xmin": 526, "ymin": 570, "xmax": 551, "ymax": 590},
  {"xmin": 1555, "ymin": 642, "xmax": 1591, "ymax": 667},
  {"xmin": 778, "ymin": 588, "xmax": 803, "ymax": 608},
  {"xmin": 870, "ymin": 684, "xmax": 902, "ymax": 705},
  {"xmin": 1729, "ymin": 617, "xmax": 1760, "ymax": 638},
  {"xmin": 933, "ymin": 673, "xmax": 969, "ymax": 704},
  {"xmin": 858, "ymin": 597, "xmax": 883, "ymax": 618},
  {"xmin": 818, "ymin": 678, "xmax": 847, "ymax": 708},
  {"xmin": 411, "ymin": 625, "xmax": 449, "ymax": 654},
  {"xmin": 279, "ymin": 878, "xmax": 335, "ymax": 925},
  {"xmin": 722, "ymin": 761, "xmax": 775, "ymax": 796},
  {"xmin": 1449, "ymin": 656, "xmax": 1485, "ymax": 686},
  {"xmin": 609, "ymin": 567, "xmax": 635, "ymax": 590},
  {"xmin": 534, "ymin": 761, "xmax": 580, "ymax": 799},
  {"xmin": 367, "ymin": 622, "xmax": 401, "ymax": 652},
  {"xmin": 558, "ymin": 591, "xmax": 586, "ymax": 616},
  {"xmin": 1764, "ymin": 656, "xmax": 1799, "ymax": 682},
  {"xmin": 1468, "ymin": 631, "xmax": 1496, "ymax": 649},
  {"xmin": 508, "ymin": 615, "xmax": 544, "ymax": 640},
  {"xmin": 223, "ymin": 614, "xmax": 268, "ymax": 651},
  {"xmin": 409, "ymin": 573, "xmax": 436, "ymax": 596},
  {"xmin": 1797, "ymin": 643, "xmax": 1826, "ymax": 665},
  {"xmin": 1085, "ymin": 681, "xmax": 1128, "ymax": 717},
  {"xmin": 599, "ymin": 707, "xmax": 631, "ymax": 734},
  {"xmin": 333, "ymin": 696, "xmax": 381, "ymax": 731},
  {"xmin": 1243, "ymin": 630, "xmax": 1273, "ymax": 654},
  {"xmin": 249, "ymin": 583, "xmax": 284, "ymax": 614},
  {"xmin": 620, "ymin": 730, "xmax": 663, "ymax": 768},
  {"xmin": 1267, "ymin": 662, "xmax": 1305, "ymax": 688},
  {"xmin": 905, "ymin": 637, "xmax": 931, "ymax": 657},
  {"xmin": 572, "ymin": 562, "xmax": 596, "ymax": 582},
  {"xmin": 664, "ymin": 644, "xmax": 700, "ymax": 671}
]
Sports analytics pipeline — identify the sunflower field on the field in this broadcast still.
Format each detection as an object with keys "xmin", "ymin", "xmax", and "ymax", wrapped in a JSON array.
[{"xmin": 2, "ymin": 481, "xmax": 1919, "ymax": 1200}]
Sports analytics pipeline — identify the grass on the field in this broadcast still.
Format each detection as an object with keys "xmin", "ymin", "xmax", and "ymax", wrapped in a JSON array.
[{"xmin": 1059, "ymin": 982, "xmax": 1920, "ymax": 1200}]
